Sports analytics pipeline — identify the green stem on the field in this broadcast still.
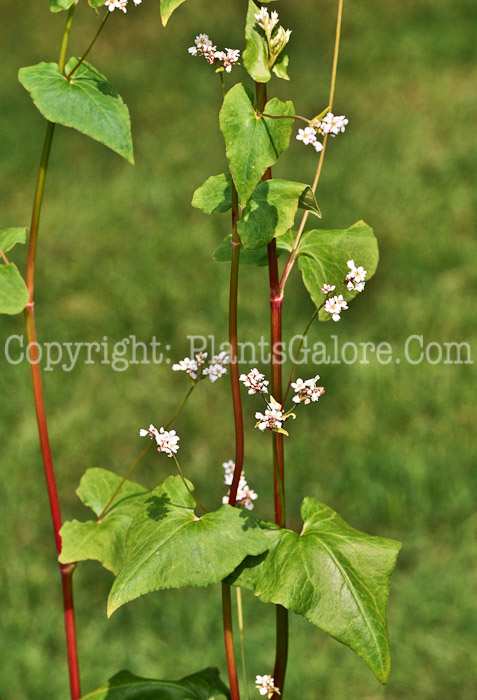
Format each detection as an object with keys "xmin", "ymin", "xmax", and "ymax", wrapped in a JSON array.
[
  {"xmin": 172, "ymin": 456, "xmax": 208, "ymax": 513},
  {"xmin": 66, "ymin": 10, "xmax": 110, "ymax": 79},
  {"xmin": 279, "ymin": 0, "xmax": 345, "ymax": 295},
  {"xmin": 236, "ymin": 588, "xmax": 250, "ymax": 700},
  {"xmin": 96, "ymin": 384, "xmax": 196, "ymax": 521}
]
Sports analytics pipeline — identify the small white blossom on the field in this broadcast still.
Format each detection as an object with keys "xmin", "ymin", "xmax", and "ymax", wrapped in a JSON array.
[
  {"xmin": 291, "ymin": 375, "xmax": 325, "ymax": 405},
  {"xmin": 140, "ymin": 424, "xmax": 180, "ymax": 458},
  {"xmin": 345, "ymin": 259, "xmax": 367, "ymax": 291},
  {"xmin": 203, "ymin": 351, "xmax": 229, "ymax": 383},
  {"xmin": 321, "ymin": 283, "xmax": 336, "ymax": 294},
  {"xmin": 222, "ymin": 461, "xmax": 258, "ymax": 510},
  {"xmin": 172, "ymin": 357, "xmax": 198, "ymax": 380},
  {"xmin": 215, "ymin": 48, "xmax": 241, "ymax": 73},
  {"xmin": 195, "ymin": 352, "xmax": 208, "ymax": 366},
  {"xmin": 318, "ymin": 112, "xmax": 349, "ymax": 136},
  {"xmin": 105, "ymin": 0, "xmax": 120, "ymax": 10},
  {"xmin": 139, "ymin": 424, "xmax": 159, "ymax": 441},
  {"xmin": 255, "ymin": 396, "xmax": 285, "ymax": 432},
  {"xmin": 324, "ymin": 294, "xmax": 348, "ymax": 322},
  {"xmin": 255, "ymin": 675, "xmax": 280, "ymax": 698},
  {"xmin": 254, "ymin": 6, "xmax": 279, "ymax": 33},
  {"xmin": 270, "ymin": 26, "xmax": 291, "ymax": 53},
  {"xmin": 296, "ymin": 126, "xmax": 317, "ymax": 146},
  {"xmin": 118, "ymin": 0, "xmax": 127, "ymax": 11},
  {"xmin": 188, "ymin": 34, "xmax": 218, "ymax": 63},
  {"xmin": 239, "ymin": 368, "xmax": 269, "ymax": 395}
]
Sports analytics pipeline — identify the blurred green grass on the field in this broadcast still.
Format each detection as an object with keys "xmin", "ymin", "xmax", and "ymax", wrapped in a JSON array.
[{"xmin": 1, "ymin": 0, "xmax": 476, "ymax": 698}]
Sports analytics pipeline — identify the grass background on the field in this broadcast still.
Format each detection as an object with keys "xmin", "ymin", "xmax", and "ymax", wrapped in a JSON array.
[{"xmin": 1, "ymin": 0, "xmax": 476, "ymax": 698}]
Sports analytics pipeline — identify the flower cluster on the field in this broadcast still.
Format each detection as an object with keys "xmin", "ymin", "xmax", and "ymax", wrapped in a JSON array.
[
  {"xmin": 254, "ymin": 6, "xmax": 291, "ymax": 67},
  {"xmin": 296, "ymin": 126, "xmax": 323, "ymax": 153},
  {"xmin": 222, "ymin": 460, "xmax": 258, "ymax": 511},
  {"xmin": 172, "ymin": 351, "xmax": 229, "ymax": 383},
  {"xmin": 239, "ymin": 368, "xmax": 269, "ymax": 395},
  {"xmin": 139, "ymin": 424, "xmax": 180, "ymax": 457},
  {"xmin": 104, "ymin": 0, "xmax": 141, "ymax": 12},
  {"xmin": 321, "ymin": 283, "xmax": 336, "ymax": 294},
  {"xmin": 255, "ymin": 674, "xmax": 280, "ymax": 698},
  {"xmin": 345, "ymin": 259, "xmax": 367, "ymax": 292},
  {"xmin": 202, "ymin": 351, "xmax": 230, "ymax": 382},
  {"xmin": 324, "ymin": 294, "xmax": 348, "ymax": 322},
  {"xmin": 188, "ymin": 34, "xmax": 240, "ymax": 73},
  {"xmin": 291, "ymin": 376, "xmax": 325, "ymax": 405},
  {"xmin": 313, "ymin": 112, "xmax": 349, "ymax": 136},
  {"xmin": 255, "ymin": 396, "xmax": 289, "ymax": 433}
]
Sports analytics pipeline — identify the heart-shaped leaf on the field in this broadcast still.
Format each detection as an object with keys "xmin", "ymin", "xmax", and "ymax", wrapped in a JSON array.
[
  {"xmin": 280, "ymin": 221, "xmax": 379, "ymax": 318},
  {"xmin": 107, "ymin": 476, "xmax": 269, "ymax": 616},
  {"xmin": 219, "ymin": 83, "xmax": 294, "ymax": 205},
  {"xmin": 192, "ymin": 174, "xmax": 232, "ymax": 215},
  {"xmin": 227, "ymin": 498, "xmax": 400, "ymax": 684},
  {"xmin": 0, "ymin": 264, "xmax": 29, "ymax": 315},
  {"xmin": 77, "ymin": 668, "xmax": 229, "ymax": 700},
  {"xmin": 59, "ymin": 468, "xmax": 149, "ymax": 575},
  {"xmin": 18, "ymin": 59, "xmax": 134, "ymax": 164},
  {"xmin": 0, "ymin": 227, "xmax": 28, "ymax": 254},
  {"xmin": 238, "ymin": 179, "xmax": 321, "ymax": 250}
]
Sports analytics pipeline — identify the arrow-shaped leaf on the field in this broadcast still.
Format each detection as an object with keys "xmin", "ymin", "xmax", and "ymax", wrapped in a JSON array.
[
  {"xmin": 107, "ymin": 476, "xmax": 269, "ymax": 616},
  {"xmin": 227, "ymin": 498, "xmax": 400, "ymax": 684}
]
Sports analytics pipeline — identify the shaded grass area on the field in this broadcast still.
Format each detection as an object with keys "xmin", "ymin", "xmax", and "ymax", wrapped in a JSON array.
[{"xmin": 1, "ymin": 0, "xmax": 476, "ymax": 698}]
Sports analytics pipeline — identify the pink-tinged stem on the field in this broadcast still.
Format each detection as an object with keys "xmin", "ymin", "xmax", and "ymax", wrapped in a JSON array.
[
  {"xmin": 256, "ymin": 81, "xmax": 289, "ymax": 699},
  {"xmin": 221, "ymin": 181, "xmax": 243, "ymax": 699}
]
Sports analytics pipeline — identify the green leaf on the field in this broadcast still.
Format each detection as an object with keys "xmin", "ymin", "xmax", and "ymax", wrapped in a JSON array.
[
  {"xmin": 78, "ymin": 668, "xmax": 230, "ymax": 700},
  {"xmin": 88, "ymin": 0, "xmax": 105, "ymax": 8},
  {"xmin": 18, "ymin": 60, "xmax": 134, "ymax": 164},
  {"xmin": 272, "ymin": 51, "xmax": 290, "ymax": 81},
  {"xmin": 59, "ymin": 468, "xmax": 149, "ymax": 575},
  {"xmin": 160, "ymin": 0, "xmax": 189, "ymax": 26},
  {"xmin": 213, "ymin": 234, "xmax": 291, "ymax": 267},
  {"xmin": 0, "ymin": 227, "xmax": 28, "ymax": 254},
  {"xmin": 281, "ymin": 221, "xmax": 379, "ymax": 319},
  {"xmin": 228, "ymin": 498, "xmax": 401, "ymax": 684},
  {"xmin": 108, "ymin": 476, "xmax": 269, "ymax": 616},
  {"xmin": 49, "ymin": 0, "xmax": 77, "ymax": 12},
  {"xmin": 237, "ymin": 180, "xmax": 320, "ymax": 250},
  {"xmin": 192, "ymin": 174, "xmax": 232, "ymax": 215},
  {"xmin": 0, "ymin": 264, "xmax": 29, "ymax": 315},
  {"xmin": 219, "ymin": 83, "xmax": 294, "ymax": 205},
  {"xmin": 243, "ymin": 0, "xmax": 271, "ymax": 83}
]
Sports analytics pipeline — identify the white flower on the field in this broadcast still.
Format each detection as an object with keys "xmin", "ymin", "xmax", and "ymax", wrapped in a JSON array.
[
  {"xmin": 255, "ymin": 396, "xmax": 285, "ymax": 432},
  {"xmin": 222, "ymin": 461, "xmax": 258, "ymax": 510},
  {"xmin": 140, "ymin": 424, "xmax": 180, "ymax": 458},
  {"xmin": 118, "ymin": 0, "xmax": 127, "ymax": 11},
  {"xmin": 215, "ymin": 48, "xmax": 241, "ymax": 73},
  {"xmin": 195, "ymin": 352, "xmax": 208, "ymax": 366},
  {"xmin": 255, "ymin": 675, "xmax": 280, "ymax": 698},
  {"xmin": 318, "ymin": 112, "xmax": 349, "ymax": 136},
  {"xmin": 133, "ymin": 0, "xmax": 141, "ymax": 4},
  {"xmin": 105, "ymin": 0, "xmax": 120, "ymax": 11},
  {"xmin": 188, "ymin": 34, "xmax": 217, "ymax": 63},
  {"xmin": 314, "ymin": 140, "xmax": 324, "ymax": 152},
  {"xmin": 321, "ymin": 283, "xmax": 336, "ymax": 294},
  {"xmin": 296, "ymin": 126, "xmax": 317, "ymax": 146},
  {"xmin": 291, "ymin": 375, "xmax": 325, "ymax": 405},
  {"xmin": 254, "ymin": 7, "xmax": 280, "ymax": 33},
  {"xmin": 239, "ymin": 368, "xmax": 269, "ymax": 395},
  {"xmin": 139, "ymin": 424, "xmax": 159, "ymax": 440},
  {"xmin": 345, "ymin": 260, "xmax": 367, "ymax": 291},
  {"xmin": 203, "ymin": 363, "xmax": 226, "ymax": 382},
  {"xmin": 325, "ymin": 294, "xmax": 348, "ymax": 322},
  {"xmin": 172, "ymin": 357, "xmax": 198, "ymax": 380}
]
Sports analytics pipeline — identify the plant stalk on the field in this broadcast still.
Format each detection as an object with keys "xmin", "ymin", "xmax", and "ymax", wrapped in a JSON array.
[{"xmin": 256, "ymin": 80, "xmax": 288, "ymax": 699}]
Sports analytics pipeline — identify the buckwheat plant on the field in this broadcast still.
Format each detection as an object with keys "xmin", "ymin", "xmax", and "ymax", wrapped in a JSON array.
[{"xmin": 1, "ymin": 1, "xmax": 401, "ymax": 699}]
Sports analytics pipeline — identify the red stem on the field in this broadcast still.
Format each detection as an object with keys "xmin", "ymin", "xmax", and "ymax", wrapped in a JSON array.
[
  {"xmin": 257, "ymin": 82, "xmax": 289, "ymax": 699},
  {"xmin": 222, "ymin": 583, "xmax": 241, "ymax": 700}
]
